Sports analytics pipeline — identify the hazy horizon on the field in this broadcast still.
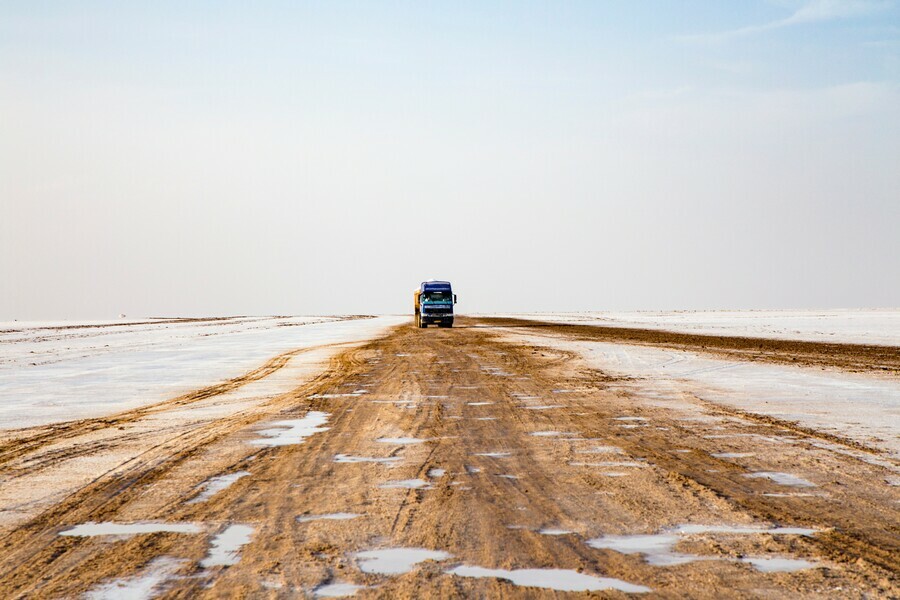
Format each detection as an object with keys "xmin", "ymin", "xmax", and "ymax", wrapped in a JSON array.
[{"xmin": 3, "ymin": 2, "xmax": 898, "ymax": 319}]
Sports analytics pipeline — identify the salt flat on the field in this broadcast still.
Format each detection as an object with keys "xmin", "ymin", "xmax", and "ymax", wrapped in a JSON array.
[
  {"xmin": 1, "ymin": 316, "xmax": 896, "ymax": 598},
  {"xmin": 0, "ymin": 315, "xmax": 405, "ymax": 429},
  {"xmin": 497, "ymin": 309, "xmax": 900, "ymax": 346}
]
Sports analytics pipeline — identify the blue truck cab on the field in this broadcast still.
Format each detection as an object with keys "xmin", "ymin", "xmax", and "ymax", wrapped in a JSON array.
[{"xmin": 414, "ymin": 280, "xmax": 457, "ymax": 328}]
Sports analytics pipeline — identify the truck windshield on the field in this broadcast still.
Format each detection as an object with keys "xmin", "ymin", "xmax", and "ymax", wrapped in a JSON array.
[{"xmin": 423, "ymin": 291, "xmax": 451, "ymax": 302}]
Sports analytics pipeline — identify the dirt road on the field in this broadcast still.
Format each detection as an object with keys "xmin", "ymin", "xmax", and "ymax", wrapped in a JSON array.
[{"xmin": 0, "ymin": 318, "xmax": 897, "ymax": 598}]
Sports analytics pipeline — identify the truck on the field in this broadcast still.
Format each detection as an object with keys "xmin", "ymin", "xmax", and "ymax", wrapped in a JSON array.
[{"xmin": 414, "ymin": 280, "xmax": 457, "ymax": 328}]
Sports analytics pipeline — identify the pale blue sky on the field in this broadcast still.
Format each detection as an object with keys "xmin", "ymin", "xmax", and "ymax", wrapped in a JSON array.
[{"xmin": 2, "ymin": 1, "xmax": 898, "ymax": 317}]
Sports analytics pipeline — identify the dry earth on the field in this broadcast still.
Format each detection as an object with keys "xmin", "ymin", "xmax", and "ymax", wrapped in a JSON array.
[{"xmin": 0, "ymin": 318, "xmax": 897, "ymax": 598}]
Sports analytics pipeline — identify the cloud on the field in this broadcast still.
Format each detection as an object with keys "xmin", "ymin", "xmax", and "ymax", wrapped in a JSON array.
[{"xmin": 675, "ymin": 0, "xmax": 892, "ymax": 43}]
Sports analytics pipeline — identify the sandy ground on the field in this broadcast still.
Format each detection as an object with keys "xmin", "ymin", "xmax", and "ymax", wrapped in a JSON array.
[{"xmin": 0, "ymin": 317, "xmax": 897, "ymax": 598}]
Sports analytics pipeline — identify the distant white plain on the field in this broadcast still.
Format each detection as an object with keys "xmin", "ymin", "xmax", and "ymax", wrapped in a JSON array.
[{"xmin": 500, "ymin": 309, "xmax": 900, "ymax": 346}]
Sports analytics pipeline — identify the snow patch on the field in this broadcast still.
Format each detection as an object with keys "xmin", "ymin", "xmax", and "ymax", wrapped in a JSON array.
[
  {"xmin": 250, "ymin": 412, "xmax": 330, "ymax": 447},
  {"xmin": 538, "ymin": 528, "xmax": 573, "ymax": 535},
  {"xmin": 588, "ymin": 524, "xmax": 816, "ymax": 567},
  {"xmin": 188, "ymin": 471, "xmax": 250, "ymax": 504},
  {"xmin": 200, "ymin": 524, "xmax": 254, "ymax": 567},
  {"xmin": 297, "ymin": 513, "xmax": 361, "ymax": 523},
  {"xmin": 334, "ymin": 454, "xmax": 401, "ymax": 465},
  {"xmin": 379, "ymin": 479, "xmax": 430, "ymax": 489},
  {"xmin": 84, "ymin": 557, "xmax": 185, "ymax": 600},
  {"xmin": 355, "ymin": 548, "xmax": 451, "ymax": 574},
  {"xmin": 744, "ymin": 472, "xmax": 816, "ymax": 488},
  {"xmin": 447, "ymin": 565, "xmax": 650, "ymax": 593},
  {"xmin": 740, "ymin": 557, "xmax": 818, "ymax": 572},
  {"xmin": 314, "ymin": 582, "xmax": 367, "ymax": 597},
  {"xmin": 60, "ymin": 522, "xmax": 202, "ymax": 537}
]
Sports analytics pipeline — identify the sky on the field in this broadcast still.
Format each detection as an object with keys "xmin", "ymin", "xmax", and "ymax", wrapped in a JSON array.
[{"xmin": 2, "ymin": 1, "xmax": 899, "ymax": 318}]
